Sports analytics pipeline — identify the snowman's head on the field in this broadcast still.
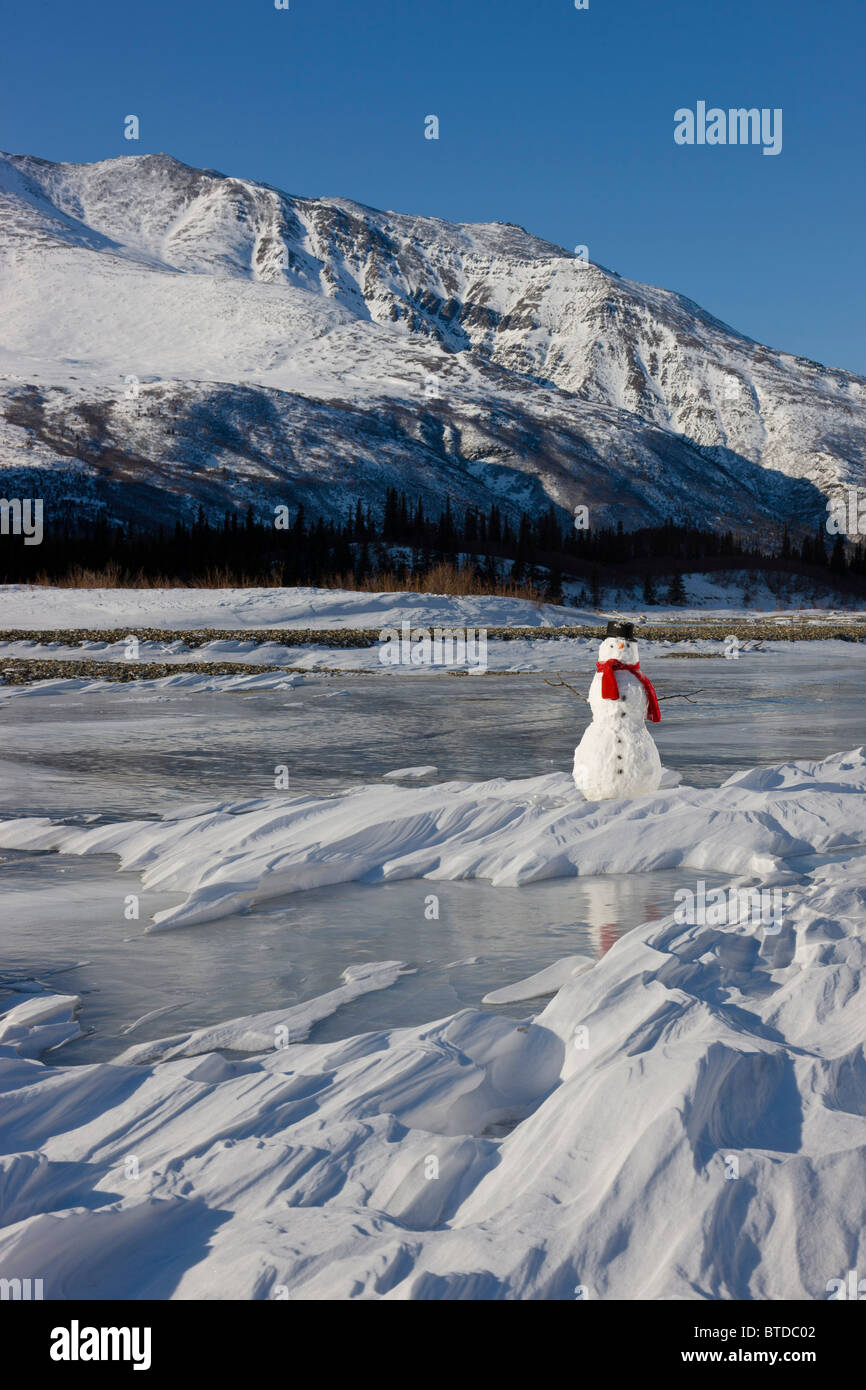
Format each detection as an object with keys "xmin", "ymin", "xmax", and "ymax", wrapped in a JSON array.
[{"xmin": 598, "ymin": 622, "xmax": 639, "ymax": 666}]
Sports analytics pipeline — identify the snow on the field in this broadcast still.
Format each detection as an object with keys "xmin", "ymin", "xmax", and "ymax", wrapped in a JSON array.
[
  {"xmin": 1, "ymin": 748, "xmax": 865, "ymax": 1298},
  {"xmin": 0, "ymin": 669, "xmax": 302, "ymax": 699},
  {"xmin": 2, "ymin": 151, "xmax": 865, "ymax": 533},
  {"xmin": 0, "ymin": 632, "xmax": 632, "ymax": 690},
  {"xmin": 115, "ymin": 962, "xmax": 410, "ymax": 1064},
  {"xmin": 0, "ymin": 585, "xmax": 588, "ymax": 631},
  {"xmin": 13, "ymin": 584, "xmax": 864, "ymax": 705},
  {"xmin": 2, "ymin": 143, "xmax": 866, "ymax": 1303},
  {"xmin": 481, "ymin": 955, "xmax": 594, "ymax": 1005},
  {"xmin": 1, "ymin": 634, "xmax": 862, "ymax": 708},
  {"xmin": 0, "ymin": 750, "xmax": 862, "ymax": 933},
  {"xmin": 0, "ymin": 584, "xmax": 862, "ymax": 636},
  {"xmin": 382, "ymin": 766, "xmax": 438, "ymax": 780},
  {"xmin": 0, "ymin": 991, "xmax": 82, "ymax": 1059}
]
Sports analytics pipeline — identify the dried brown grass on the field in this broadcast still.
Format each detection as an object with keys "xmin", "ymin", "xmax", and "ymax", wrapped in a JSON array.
[{"xmin": 25, "ymin": 559, "xmax": 549, "ymax": 602}]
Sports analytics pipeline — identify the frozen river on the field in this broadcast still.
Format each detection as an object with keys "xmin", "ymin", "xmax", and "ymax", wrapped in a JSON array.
[{"xmin": 2, "ymin": 646, "xmax": 865, "ymax": 1062}]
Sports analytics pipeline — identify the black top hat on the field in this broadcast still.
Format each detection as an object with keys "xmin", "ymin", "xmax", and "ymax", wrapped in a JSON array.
[{"xmin": 605, "ymin": 620, "xmax": 636, "ymax": 641}]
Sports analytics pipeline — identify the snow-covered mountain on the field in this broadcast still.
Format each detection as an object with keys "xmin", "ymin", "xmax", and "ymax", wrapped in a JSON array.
[{"xmin": 1, "ymin": 150, "xmax": 863, "ymax": 532}]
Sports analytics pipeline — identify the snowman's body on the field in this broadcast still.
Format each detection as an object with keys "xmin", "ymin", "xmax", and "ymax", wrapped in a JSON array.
[{"xmin": 572, "ymin": 635, "xmax": 662, "ymax": 800}]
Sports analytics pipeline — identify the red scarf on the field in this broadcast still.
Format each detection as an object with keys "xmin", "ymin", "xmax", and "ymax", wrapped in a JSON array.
[{"xmin": 596, "ymin": 659, "xmax": 661, "ymax": 723}]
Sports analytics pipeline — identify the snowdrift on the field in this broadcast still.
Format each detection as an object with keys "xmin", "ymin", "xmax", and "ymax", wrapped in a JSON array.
[
  {"xmin": 0, "ymin": 750, "xmax": 865, "ymax": 1298},
  {"xmin": 0, "ymin": 751, "xmax": 862, "ymax": 930}
]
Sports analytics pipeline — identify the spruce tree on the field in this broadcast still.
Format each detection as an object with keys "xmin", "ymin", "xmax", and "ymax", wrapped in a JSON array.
[
  {"xmin": 546, "ymin": 564, "xmax": 564, "ymax": 604},
  {"xmin": 667, "ymin": 571, "xmax": 687, "ymax": 605},
  {"xmin": 830, "ymin": 534, "xmax": 847, "ymax": 574}
]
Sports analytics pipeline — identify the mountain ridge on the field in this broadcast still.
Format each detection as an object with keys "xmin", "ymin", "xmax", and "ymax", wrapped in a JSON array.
[{"xmin": 0, "ymin": 149, "xmax": 862, "ymax": 535}]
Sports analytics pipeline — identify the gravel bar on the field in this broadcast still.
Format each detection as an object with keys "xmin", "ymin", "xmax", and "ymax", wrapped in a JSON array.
[
  {"xmin": 0, "ymin": 661, "xmax": 369, "ymax": 686},
  {"xmin": 0, "ymin": 621, "xmax": 865, "ymax": 646}
]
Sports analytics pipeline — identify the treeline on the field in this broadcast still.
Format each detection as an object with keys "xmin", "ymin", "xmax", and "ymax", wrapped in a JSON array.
[{"xmin": 1, "ymin": 489, "xmax": 865, "ymax": 595}]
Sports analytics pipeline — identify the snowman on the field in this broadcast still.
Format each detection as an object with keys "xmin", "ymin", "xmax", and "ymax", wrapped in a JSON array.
[{"xmin": 572, "ymin": 621, "xmax": 663, "ymax": 800}]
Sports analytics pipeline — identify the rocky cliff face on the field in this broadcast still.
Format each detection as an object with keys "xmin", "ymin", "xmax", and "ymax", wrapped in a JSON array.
[{"xmin": 0, "ymin": 150, "xmax": 861, "ymax": 532}]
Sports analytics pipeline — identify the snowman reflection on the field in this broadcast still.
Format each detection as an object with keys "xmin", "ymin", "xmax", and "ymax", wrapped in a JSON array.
[
  {"xmin": 573, "ymin": 621, "xmax": 663, "ymax": 801},
  {"xmin": 578, "ymin": 879, "xmax": 665, "ymax": 957}
]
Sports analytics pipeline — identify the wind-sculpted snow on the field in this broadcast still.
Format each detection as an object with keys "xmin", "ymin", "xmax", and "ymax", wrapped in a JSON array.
[
  {"xmin": 114, "ymin": 961, "xmax": 411, "ymax": 1065},
  {"xmin": 0, "ymin": 750, "xmax": 865, "ymax": 1298},
  {"xmin": 0, "ymin": 151, "xmax": 860, "ymax": 529},
  {"xmin": 0, "ymin": 750, "xmax": 863, "ymax": 929}
]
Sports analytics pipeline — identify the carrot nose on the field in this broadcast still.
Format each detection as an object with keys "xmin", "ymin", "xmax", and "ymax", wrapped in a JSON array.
[{"xmin": 618, "ymin": 642, "xmax": 624, "ymax": 649}]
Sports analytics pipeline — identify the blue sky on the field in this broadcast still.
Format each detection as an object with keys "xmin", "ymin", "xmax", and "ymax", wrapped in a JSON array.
[{"xmin": 4, "ymin": 0, "xmax": 864, "ymax": 372}]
